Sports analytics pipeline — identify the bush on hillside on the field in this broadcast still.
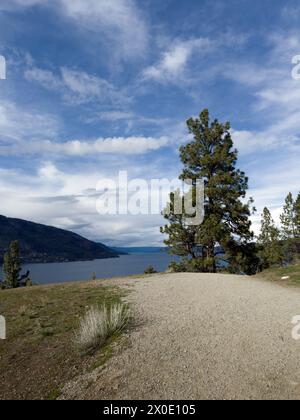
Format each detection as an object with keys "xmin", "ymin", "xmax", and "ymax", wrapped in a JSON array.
[{"xmin": 74, "ymin": 303, "xmax": 130, "ymax": 354}]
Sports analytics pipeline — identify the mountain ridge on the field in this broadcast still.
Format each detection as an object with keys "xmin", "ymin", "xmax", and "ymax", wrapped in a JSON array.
[{"xmin": 0, "ymin": 215, "xmax": 120, "ymax": 264}]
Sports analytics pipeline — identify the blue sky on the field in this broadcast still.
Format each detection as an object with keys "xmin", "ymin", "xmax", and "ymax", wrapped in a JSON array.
[{"xmin": 0, "ymin": 0, "xmax": 300, "ymax": 246}]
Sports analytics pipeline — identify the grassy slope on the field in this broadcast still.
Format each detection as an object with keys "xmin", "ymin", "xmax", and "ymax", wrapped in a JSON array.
[
  {"xmin": 257, "ymin": 264, "xmax": 300, "ymax": 286},
  {"xmin": 0, "ymin": 280, "xmax": 127, "ymax": 400}
]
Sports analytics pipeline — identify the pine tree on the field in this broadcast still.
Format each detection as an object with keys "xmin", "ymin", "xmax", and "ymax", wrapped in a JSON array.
[
  {"xmin": 294, "ymin": 192, "xmax": 300, "ymax": 260},
  {"xmin": 161, "ymin": 109, "xmax": 254, "ymax": 274},
  {"xmin": 258, "ymin": 208, "xmax": 282, "ymax": 269},
  {"xmin": 280, "ymin": 193, "xmax": 297, "ymax": 262},
  {"xmin": 1, "ymin": 241, "xmax": 30, "ymax": 289},
  {"xmin": 280, "ymin": 193, "xmax": 296, "ymax": 239},
  {"xmin": 294, "ymin": 192, "xmax": 300, "ymax": 238}
]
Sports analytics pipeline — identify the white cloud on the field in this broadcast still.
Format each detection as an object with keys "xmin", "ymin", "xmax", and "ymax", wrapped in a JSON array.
[
  {"xmin": 0, "ymin": 136, "xmax": 169, "ymax": 156},
  {"xmin": 96, "ymin": 111, "xmax": 136, "ymax": 121},
  {"xmin": 24, "ymin": 67, "xmax": 62, "ymax": 91},
  {"xmin": 0, "ymin": 100, "xmax": 59, "ymax": 142},
  {"xmin": 0, "ymin": 0, "xmax": 47, "ymax": 10},
  {"xmin": 93, "ymin": 111, "xmax": 171, "ymax": 129},
  {"xmin": 0, "ymin": 164, "xmax": 166, "ymax": 246},
  {"xmin": 61, "ymin": 67, "xmax": 127, "ymax": 105},
  {"xmin": 1, "ymin": 0, "xmax": 148, "ymax": 60},
  {"xmin": 25, "ymin": 66, "xmax": 129, "ymax": 106},
  {"xmin": 217, "ymin": 33, "xmax": 300, "ymax": 234},
  {"xmin": 38, "ymin": 162, "xmax": 61, "ymax": 179},
  {"xmin": 257, "ymin": 79, "xmax": 300, "ymax": 111},
  {"xmin": 60, "ymin": 0, "xmax": 148, "ymax": 59},
  {"xmin": 0, "ymin": 94, "xmax": 168, "ymax": 157},
  {"xmin": 0, "ymin": 89, "xmax": 169, "ymax": 159},
  {"xmin": 281, "ymin": 4, "xmax": 300, "ymax": 19},
  {"xmin": 248, "ymin": 156, "xmax": 300, "ymax": 236},
  {"xmin": 143, "ymin": 38, "xmax": 213, "ymax": 83},
  {"xmin": 223, "ymin": 33, "xmax": 300, "ymax": 155},
  {"xmin": 232, "ymin": 122, "xmax": 300, "ymax": 155},
  {"xmin": 221, "ymin": 63, "xmax": 281, "ymax": 88}
]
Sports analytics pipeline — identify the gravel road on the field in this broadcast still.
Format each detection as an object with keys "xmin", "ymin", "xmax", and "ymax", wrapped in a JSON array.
[{"xmin": 61, "ymin": 273, "xmax": 300, "ymax": 400}]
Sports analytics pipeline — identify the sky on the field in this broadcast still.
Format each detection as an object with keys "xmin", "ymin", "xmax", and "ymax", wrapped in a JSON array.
[{"xmin": 0, "ymin": 0, "xmax": 300, "ymax": 247}]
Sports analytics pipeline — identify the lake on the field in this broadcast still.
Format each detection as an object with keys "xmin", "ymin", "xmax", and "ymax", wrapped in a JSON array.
[{"xmin": 21, "ymin": 253, "xmax": 178, "ymax": 285}]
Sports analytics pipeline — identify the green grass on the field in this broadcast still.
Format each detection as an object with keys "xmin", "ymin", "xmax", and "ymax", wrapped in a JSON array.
[
  {"xmin": 257, "ymin": 264, "xmax": 300, "ymax": 285},
  {"xmin": 0, "ymin": 280, "xmax": 128, "ymax": 400}
]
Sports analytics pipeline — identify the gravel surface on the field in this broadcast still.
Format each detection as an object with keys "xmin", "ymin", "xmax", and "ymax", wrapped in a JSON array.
[{"xmin": 61, "ymin": 273, "xmax": 300, "ymax": 400}]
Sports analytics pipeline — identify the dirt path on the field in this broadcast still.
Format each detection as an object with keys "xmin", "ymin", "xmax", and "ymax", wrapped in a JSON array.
[{"xmin": 61, "ymin": 273, "xmax": 300, "ymax": 400}]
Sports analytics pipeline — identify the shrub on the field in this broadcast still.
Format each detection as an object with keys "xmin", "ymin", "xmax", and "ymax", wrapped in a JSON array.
[
  {"xmin": 168, "ymin": 259, "xmax": 206, "ymax": 273},
  {"xmin": 74, "ymin": 303, "xmax": 130, "ymax": 353},
  {"xmin": 168, "ymin": 261, "xmax": 187, "ymax": 273},
  {"xmin": 144, "ymin": 265, "xmax": 157, "ymax": 275}
]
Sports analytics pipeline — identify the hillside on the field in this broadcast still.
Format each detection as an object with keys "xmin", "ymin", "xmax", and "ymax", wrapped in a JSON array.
[
  {"xmin": 256, "ymin": 264, "xmax": 300, "ymax": 285},
  {"xmin": 0, "ymin": 215, "xmax": 119, "ymax": 263},
  {"xmin": 2, "ymin": 273, "xmax": 300, "ymax": 400},
  {"xmin": 0, "ymin": 279, "xmax": 125, "ymax": 400}
]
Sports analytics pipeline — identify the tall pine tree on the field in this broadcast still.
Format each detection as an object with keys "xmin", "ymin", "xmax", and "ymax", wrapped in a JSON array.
[
  {"xmin": 258, "ymin": 207, "xmax": 282, "ymax": 269},
  {"xmin": 280, "ymin": 193, "xmax": 296, "ymax": 239},
  {"xmin": 294, "ymin": 192, "xmax": 300, "ymax": 239},
  {"xmin": 293, "ymin": 192, "xmax": 300, "ymax": 260},
  {"xmin": 280, "ymin": 192, "xmax": 298, "ymax": 262},
  {"xmin": 161, "ymin": 109, "xmax": 254, "ymax": 274}
]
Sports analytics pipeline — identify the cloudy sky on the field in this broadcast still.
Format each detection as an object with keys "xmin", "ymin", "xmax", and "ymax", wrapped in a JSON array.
[{"xmin": 0, "ymin": 0, "xmax": 300, "ymax": 246}]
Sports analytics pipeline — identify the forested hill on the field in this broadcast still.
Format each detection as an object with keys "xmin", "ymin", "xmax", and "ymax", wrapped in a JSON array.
[{"xmin": 0, "ymin": 215, "xmax": 120, "ymax": 263}]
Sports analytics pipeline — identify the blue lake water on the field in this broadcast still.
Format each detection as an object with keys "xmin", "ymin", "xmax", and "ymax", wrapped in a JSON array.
[{"xmin": 20, "ymin": 253, "xmax": 178, "ymax": 285}]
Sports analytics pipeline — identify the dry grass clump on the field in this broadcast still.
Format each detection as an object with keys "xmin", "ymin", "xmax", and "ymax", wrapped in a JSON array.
[{"xmin": 74, "ymin": 303, "xmax": 130, "ymax": 353}]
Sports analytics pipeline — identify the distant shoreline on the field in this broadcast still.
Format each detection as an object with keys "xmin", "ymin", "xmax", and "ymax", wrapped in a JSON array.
[
  {"xmin": 112, "ymin": 246, "xmax": 168, "ymax": 255},
  {"xmin": 0, "ymin": 254, "xmax": 121, "ymax": 266}
]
